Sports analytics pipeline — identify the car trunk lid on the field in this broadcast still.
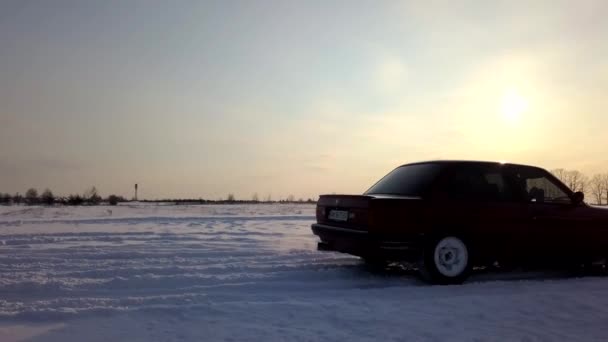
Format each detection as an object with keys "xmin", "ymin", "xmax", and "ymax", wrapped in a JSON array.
[
  {"xmin": 316, "ymin": 194, "xmax": 424, "ymax": 231},
  {"xmin": 316, "ymin": 195, "xmax": 373, "ymax": 230}
]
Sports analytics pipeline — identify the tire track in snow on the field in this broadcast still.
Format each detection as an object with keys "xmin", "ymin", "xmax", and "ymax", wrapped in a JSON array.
[
  {"xmin": 0, "ymin": 215, "xmax": 315, "ymax": 226},
  {"xmin": 0, "ymin": 215, "xmax": 363, "ymax": 320}
]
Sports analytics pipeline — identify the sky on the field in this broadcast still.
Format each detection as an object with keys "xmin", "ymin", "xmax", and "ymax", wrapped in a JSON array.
[{"xmin": 1, "ymin": 0, "xmax": 607, "ymax": 200}]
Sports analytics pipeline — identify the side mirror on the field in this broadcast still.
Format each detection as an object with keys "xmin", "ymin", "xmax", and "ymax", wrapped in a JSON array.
[{"xmin": 572, "ymin": 191, "xmax": 584, "ymax": 205}]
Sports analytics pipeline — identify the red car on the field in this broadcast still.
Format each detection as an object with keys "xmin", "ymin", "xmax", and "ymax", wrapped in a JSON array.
[{"xmin": 312, "ymin": 161, "xmax": 608, "ymax": 284}]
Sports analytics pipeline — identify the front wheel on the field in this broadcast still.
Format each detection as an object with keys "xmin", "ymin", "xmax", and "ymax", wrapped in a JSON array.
[{"xmin": 418, "ymin": 235, "xmax": 472, "ymax": 285}]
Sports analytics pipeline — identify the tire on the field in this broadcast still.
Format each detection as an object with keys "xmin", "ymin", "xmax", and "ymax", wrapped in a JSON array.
[{"xmin": 418, "ymin": 235, "xmax": 472, "ymax": 285}]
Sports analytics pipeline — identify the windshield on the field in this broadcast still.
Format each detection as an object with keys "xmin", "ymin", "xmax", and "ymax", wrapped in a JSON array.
[{"xmin": 365, "ymin": 163, "xmax": 442, "ymax": 196}]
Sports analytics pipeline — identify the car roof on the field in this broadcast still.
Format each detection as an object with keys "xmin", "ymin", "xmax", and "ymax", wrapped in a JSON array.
[{"xmin": 398, "ymin": 160, "xmax": 546, "ymax": 170}]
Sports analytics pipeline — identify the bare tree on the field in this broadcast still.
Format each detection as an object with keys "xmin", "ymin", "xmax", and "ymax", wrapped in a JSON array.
[
  {"xmin": 41, "ymin": 188, "xmax": 55, "ymax": 206},
  {"xmin": 603, "ymin": 174, "xmax": 608, "ymax": 206},
  {"xmin": 264, "ymin": 194, "xmax": 272, "ymax": 203},
  {"xmin": 252, "ymin": 193, "xmax": 259, "ymax": 203},
  {"xmin": 107, "ymin": 194, "xmax": 126, "ymax": 206},
  {"xmin": 553, "ymin": 169, "xmax": 588, "ymax": 192},
  {"xmin": 227, "ymin": 193, "xmax": 235, "ymax": 202},
  {"xmin": 578, "ymin": 173, "xmax": 589, "ymax": 193},
  {"xmin": 68, "ymin": 194, "xmax": 84, "ymax": 206},
  {"xmin": 84, "ymin": 187, "xmax": 101, "ymax": 205},
  {"xmin": 12, "ymin": 193, "xmax": 23, "ymax": 204},
  {"xmin": 590, "ymin": 174, "xmax": 605, "ymax": 205},
  {"xmin": 551, "ymin": 169, "xmax": 567, "ymax": 184},
  {"xmin": 25, "ymin": 188, "xmax": 38, "ymax": 205},
  {"xmin": 567, "ymin": 170, "xmax": 588, "ymax": 192},
  {"xmin": 287, "ymin": 194, "xmax": 295, "ymax": 202}
]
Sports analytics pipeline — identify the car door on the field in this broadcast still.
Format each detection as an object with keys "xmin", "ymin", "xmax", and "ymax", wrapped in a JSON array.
[
  {"xmin": 514, "ymin": 167, "xmax": 593, "ymax": 263},
  {"xmin": 432, "ymin": 164, "xmax": 529, "ymax": 265}
]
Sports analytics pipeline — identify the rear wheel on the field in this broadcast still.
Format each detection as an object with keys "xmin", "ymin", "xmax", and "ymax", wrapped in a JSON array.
[{"xmin": 419, "ymin": 235, "xmax": 471, "ymax": 285}]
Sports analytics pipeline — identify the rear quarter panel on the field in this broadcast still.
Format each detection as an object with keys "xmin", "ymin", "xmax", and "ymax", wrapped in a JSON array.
[{"xmin": 368, "ymin": 198, "xmax": 428, "ymax": 237}]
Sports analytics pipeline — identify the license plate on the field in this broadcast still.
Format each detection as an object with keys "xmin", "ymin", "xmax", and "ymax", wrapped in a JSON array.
[{"xmin": 328, "ymin": 210, "xmax": 349, "ymax": 222}]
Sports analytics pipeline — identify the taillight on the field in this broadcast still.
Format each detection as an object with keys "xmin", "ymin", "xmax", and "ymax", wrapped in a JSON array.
[{"xmin": 316, "ymin": 206, "xmax": 326, "ymax": 221}]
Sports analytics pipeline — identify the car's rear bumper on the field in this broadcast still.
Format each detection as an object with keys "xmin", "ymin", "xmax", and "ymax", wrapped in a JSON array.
[{"xmin": 311, "ymin": 223, "xmax": 423, "ymax": 261}]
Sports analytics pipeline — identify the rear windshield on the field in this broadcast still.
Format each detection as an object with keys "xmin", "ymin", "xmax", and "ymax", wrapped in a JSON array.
[{"xmin": 364, "ymin": 163, "xmax": 442, "ymax": 196}]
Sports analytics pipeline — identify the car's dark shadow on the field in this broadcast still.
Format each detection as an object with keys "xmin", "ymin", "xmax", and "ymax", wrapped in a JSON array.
[
  {"xmin": 360, "ymin": 261, "xmax": 419, "ymax": 276},
  {"xmin": 471, "ymin": 265, "xmax": 608, "ymax": 283},
  {"xmin": 356, "ymin": 260, "xmax": 608, "ymax": 285}
]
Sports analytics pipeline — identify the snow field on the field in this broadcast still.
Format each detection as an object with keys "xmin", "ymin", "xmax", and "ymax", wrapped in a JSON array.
[{"xmin": 1, "ymin": 204, "xmax": 608, "ymax": 341}]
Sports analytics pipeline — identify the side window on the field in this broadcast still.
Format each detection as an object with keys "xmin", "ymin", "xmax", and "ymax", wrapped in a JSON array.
[
  {"xmin": 444, "ymin": 166, "xmax": 515, "ymax": 202},
  {"xmin": 525, "ymin": 177, "xmax": 570, "ymax": 204},
  {"xmin": 512, "ymin": 167, "xmax": 571, "ymax": 204}
]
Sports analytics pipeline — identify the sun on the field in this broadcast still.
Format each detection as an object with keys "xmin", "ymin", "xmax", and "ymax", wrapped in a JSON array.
[{"xmin": 500, "ymin": 89, "xmax": 528, "ymax": 123}]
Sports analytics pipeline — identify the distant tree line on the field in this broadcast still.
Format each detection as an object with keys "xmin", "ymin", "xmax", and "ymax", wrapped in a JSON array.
[
  {"xmin": 0, "ymin": 188, "xmax": 315, "ymax": 206},
  {"xmin": 0, "ymin": 187, "xmax": 127, "ymax": 206},
  {"xmin": 142, "ymin": 193, "xmax": 316, "ymax": 205}
]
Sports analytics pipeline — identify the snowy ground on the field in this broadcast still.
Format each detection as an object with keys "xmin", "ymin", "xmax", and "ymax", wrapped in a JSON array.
[{"xmin": 1, "ymin": 204, "xmax": 608, "ymax": 342}]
